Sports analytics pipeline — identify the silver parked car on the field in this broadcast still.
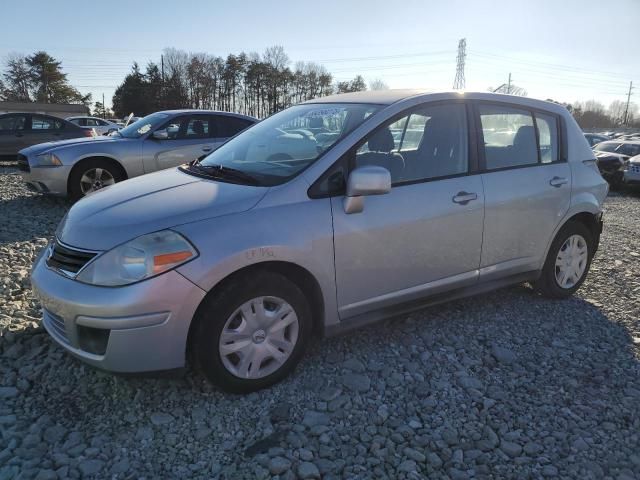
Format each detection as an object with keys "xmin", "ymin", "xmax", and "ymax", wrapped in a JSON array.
[
  {"xmin": 31, "ymin": 91, "xmax": 607, "ymax": 392},
  {"xmin": 19, "ymin": 110, "xmax": 256, "ymax": 199},
  {"xmin": 66, "ymin": 116, "xmax": 121, "ymax": 136}
]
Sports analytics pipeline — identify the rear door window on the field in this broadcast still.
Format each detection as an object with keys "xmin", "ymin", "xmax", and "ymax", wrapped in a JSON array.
[
  {"xmin": 479, "ymin": 105, "xmax": 537, "ymax": 169},
  {"xmin": 216, "ymin": 116, "xmax": 253, "ymax": 138},
  {"xmin": 31, "ymin": 116, "xmax": 63, "ymax": 130}
]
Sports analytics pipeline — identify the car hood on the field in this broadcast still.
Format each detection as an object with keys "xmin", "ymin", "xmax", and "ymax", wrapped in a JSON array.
[
  {"xmin": 20, "ymin": 135, "xmax": 123, "ymax": 156},
  {"xmin": 57, "ymin": 168, "xmax": 269, "ymax": 251}
]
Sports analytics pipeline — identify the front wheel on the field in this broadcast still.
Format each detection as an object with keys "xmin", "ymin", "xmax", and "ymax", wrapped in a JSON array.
[
  {"xmin": 534, "ymin": 221, "xmax": 594, "ymax": 298},
  {"xmin": 68, "ymin": 159, "xmax": 124, "ymax": 201},
  {"xmin": 191, "ymin": 272, "xmax": 312, "ymax": 393}
]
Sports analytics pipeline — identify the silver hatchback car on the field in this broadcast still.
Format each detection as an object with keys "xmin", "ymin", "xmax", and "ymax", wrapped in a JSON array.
[{"xmin": 31, "ymin": 91, "xmax": 608, "ymax": 392}]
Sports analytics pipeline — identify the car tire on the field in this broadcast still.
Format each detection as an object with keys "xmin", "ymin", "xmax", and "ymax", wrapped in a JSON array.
[
  {"xmin": 191, "ymin": 271, "xmax": 313, "ymax": 393},
  {"xmin": 534, "ymin": 221, "xmax": 594, "ymax": 299},
  {"xmin": 68, "ymin": 159, "xmax": 124, "ymax": 201}
]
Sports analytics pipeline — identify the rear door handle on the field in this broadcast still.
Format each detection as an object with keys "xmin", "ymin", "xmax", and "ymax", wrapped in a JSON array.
[
  {"xmin": 549, "ymin": 176, "xmax": 568, "ymax": 187},
  {"xmin": 452, "ymin": 191, "xmax": 478, "ymax": 205},
  {"xmin": 202, "ymin": 146, "xmax": 213, "ymax": 152}
]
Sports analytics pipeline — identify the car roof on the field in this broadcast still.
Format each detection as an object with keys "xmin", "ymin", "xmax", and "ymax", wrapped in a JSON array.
[
  {"xmin": 158, "ymin": 109, "xmax": 257, "ymax": 121},
  {"xmin": 303, "ymin": 90, "xmax": 569, "ymax": 114}
]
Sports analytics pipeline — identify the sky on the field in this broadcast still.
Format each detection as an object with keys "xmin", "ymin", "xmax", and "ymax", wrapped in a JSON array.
[{"xmin": 1, "ymin": 0, "xmax": 638, "ymax": 112}]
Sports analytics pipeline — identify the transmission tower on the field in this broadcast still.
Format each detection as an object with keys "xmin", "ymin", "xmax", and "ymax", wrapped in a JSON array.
[{"xmin": 453, "ymin": 38, "xmax": 466, "ymax": 90}]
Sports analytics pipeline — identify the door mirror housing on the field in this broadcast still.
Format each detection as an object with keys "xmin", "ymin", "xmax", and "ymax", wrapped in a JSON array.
[
  {"xmin": 343, "ymin": 165, "xmax": 391, "ymax": 214},
  {"xmin": 152, "ymin": 129, "xmax": 169, "ymax": 140}
]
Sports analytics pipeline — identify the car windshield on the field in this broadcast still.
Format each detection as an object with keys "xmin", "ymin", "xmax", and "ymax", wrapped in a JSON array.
[
  {"xmin": 118, "ymin": 113, "xmax": 169, "ymax": 139},
  {"xmin": 197, "ymin": 103, "xmax": 381, "ymax": 186},
  {"xmin": 594, "ymin": 142, "xmax": 621, "ymax": 153}
]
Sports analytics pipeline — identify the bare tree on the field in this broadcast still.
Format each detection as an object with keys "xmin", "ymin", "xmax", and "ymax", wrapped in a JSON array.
[{"xmin": 369, "ymin": 79, "xmax": 389, "ymax": 91}]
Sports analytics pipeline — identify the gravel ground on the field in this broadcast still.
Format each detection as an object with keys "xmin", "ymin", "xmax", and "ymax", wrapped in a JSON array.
[{"xmin": 1, "ymin": 167, "xmax": 639, "ymax": 480}]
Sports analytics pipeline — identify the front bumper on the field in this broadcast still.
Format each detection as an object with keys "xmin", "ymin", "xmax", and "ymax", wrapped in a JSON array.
[
  {"xmin": 623, "ymin": 166, "xmax": 640, "ymax": 185},
  {"xmin": 19, "ymin": 155, "xmax": 72, "ymax": 196},
  {"xmin": 31, "ymin": 247, "xmax": 207, "ymax": 373}
]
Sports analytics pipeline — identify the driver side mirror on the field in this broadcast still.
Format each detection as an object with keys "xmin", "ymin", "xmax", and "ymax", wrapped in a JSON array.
[
  {"xmin": 343, "ymin": 165, "xmax": 391, "ymax": 214},
  {"xmin": 152, "ymin": 129, "xmax": 169, "ymax": 140}
]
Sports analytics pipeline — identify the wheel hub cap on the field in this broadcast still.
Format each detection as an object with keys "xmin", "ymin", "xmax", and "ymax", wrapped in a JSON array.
[
  {"xmin": 219, "ymin": 296, "xmax": 299, "ymax": 379},
  {"xmin": 252, "ymin": 329, "xmax": 266, "ymax": 344},
  {"xmin": 555, "ymin": 234, "xmax": 588, "ymax": 289},
  {"xmin": 80, "ymin": 167, "xmax": 115, "ymax": 194}
]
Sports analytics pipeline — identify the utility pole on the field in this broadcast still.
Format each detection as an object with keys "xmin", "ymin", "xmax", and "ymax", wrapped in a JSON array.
[
  {"xmin": 161, "ymin": 54, "xmax": 165, "ymax": 109},
  {"xmin": 507, "ymin": 73, "xmax": 512, "ymax": 95},
  {"xmin": 453, "ymin": 38, "xmax": 466, "ymax": 90},
  {"xmin": 623, "ymin": 81, "xmax": 634, "ymax": 126},
  {"xmin": 102, "ymin": 93, "xmax": 105, "ymax": 119}
]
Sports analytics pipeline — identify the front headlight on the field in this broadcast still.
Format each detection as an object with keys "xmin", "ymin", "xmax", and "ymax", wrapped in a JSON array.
[
  {"xmin": 76, "ymin": 230, "xmax": 198, "ymax": 286},
  {"xmin": 34, "ymin": 152, "xmax": 63, "ymax": 167}
]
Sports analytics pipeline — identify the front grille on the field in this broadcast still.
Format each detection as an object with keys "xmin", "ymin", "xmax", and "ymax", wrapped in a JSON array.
[
  {"xmin": 46, "ymin": 240, "xmax": 97, "ymax": 275},
  {"xmin": 17, "ymin": 154, "xmax": 30, "ymax": 172},
  {"xmin": 43, "ymin": 309, "xmax": 69, "ymax": 344}
]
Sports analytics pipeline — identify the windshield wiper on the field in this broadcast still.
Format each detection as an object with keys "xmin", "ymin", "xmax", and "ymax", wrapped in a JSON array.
[{"xmin": 189, "ymin": 163, "xmax": 261, "ymax": 186}]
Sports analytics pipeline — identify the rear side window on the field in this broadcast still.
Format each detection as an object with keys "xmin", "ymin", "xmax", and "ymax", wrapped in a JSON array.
[
  {"xmin": 32, "ymin": 116, "xmax": 63, "ymax": 130},
  {"xmin": 479, "ymin": 105, "xmax": 537, "ymax": 169},
  {"xmin": 536, "ymin": 113, "xmax": 559, "ymax": 163},
  {"xmin": 216, "ymin": 116, "xmax": 253, "ymax": 138}
]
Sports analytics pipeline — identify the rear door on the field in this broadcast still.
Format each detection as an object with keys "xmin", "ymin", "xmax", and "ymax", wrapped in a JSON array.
[
  {"xmin": 0, "ymin": 114, "xmax": 28, "ymax": 155},
  {"xmin": 142, "ymin": 114, "xmax": 216, "ymax": 172},
  {"xmin": 475, "ymin": 102, "xmax": 570, "ymax": 280},
  {"xmin": 25, "ymin": 115, "xmax": 67, "ymax": 146},
  {"xmin": 214, "ymin": 115, "xmax": 254, "ymax": 145}
]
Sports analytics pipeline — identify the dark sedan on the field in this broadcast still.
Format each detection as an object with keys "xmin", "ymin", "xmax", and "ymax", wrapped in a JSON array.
[{"xmin": 0, "ymin": 113, "xmax": 93, "ymax": 158}]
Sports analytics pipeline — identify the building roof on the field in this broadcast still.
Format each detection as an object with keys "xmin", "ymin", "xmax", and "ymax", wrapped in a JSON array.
[{"xmin": 0, "ymin": 101, "xmax": 89, "ymax": 113}]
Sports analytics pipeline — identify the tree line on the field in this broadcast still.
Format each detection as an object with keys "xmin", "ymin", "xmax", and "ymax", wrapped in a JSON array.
[
  {"xmin": 111, "ymin": 46, "xmax": 368, "ymax": 118},
  {"xmin": 0, "ymin": 48, "xmax": 636, "ymax": 127}
]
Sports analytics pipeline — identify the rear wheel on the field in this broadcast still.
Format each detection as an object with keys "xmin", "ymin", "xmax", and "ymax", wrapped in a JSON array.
[
  {"xmin": 534, "ymin": 221, "xmax": 594, "ymax": 298},
  {"xmin": 191, "ymin": 271, "xmax": 312, "ymax": 393},
  {"xmin": 68, "ymin": 159, "xmax": 124, "ymax": 201}
]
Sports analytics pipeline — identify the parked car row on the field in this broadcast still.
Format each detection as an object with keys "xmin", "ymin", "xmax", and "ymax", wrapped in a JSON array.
[
  {"xmin": 585, "ymin": 135, "xmax": 640, "ymax": 188},
  {"xmin": 26, "ymin": 91, "xmax": 608, "ymax": 392}
]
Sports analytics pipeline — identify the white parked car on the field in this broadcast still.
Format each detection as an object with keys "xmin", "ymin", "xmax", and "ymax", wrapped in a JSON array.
[{"xmin": 66, "ymin": 116, "xmax": 121, "ymax": 136}]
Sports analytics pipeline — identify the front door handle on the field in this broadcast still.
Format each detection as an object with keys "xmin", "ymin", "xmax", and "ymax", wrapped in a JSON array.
[
  {"xmin": 15, "ymin": 132, "xmax": 23, "ymax": 137},
  {"xmin": 549, "ymin": 176, "xmax": 568, "ymax": 187},
  {"xmin": 202, "ymin": 146, "xmax": 213, "ymax": 152},
  {"xmin": 452, "ymin": 191, "xmax": 478, "ymax": 205}
]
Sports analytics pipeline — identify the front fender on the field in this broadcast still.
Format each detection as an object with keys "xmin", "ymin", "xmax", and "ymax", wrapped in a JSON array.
[
  {"xmin": 174, "ymin": 197, "xmax": 339, "ymax": 329},
  {"xmin": 58, "ymin": 143, "xmax": 144, "ymax": 178}
]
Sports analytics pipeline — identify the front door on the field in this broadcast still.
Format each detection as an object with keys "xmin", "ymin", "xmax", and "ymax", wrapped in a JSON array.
[
  {"xmin": 331, "ymin": 102, "xmax": 485, "ymax": 319},
  {"xmin": 142, "ymin": 114, "xmax": 219, "ymax": 172},
  {"xmin": 0, "ymin": 114, "xmax": 28, "ymax": 155}
]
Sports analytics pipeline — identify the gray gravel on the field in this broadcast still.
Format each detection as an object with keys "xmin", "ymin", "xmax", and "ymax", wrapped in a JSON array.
[{"xmin": 1, "ymin": 168, "xmax": 640, "ymax": 479}]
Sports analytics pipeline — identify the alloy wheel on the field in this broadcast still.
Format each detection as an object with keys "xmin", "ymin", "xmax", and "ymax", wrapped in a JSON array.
[{"xmin": 80, "ymin": 168, "xmax": 115, "ymax": 194}]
